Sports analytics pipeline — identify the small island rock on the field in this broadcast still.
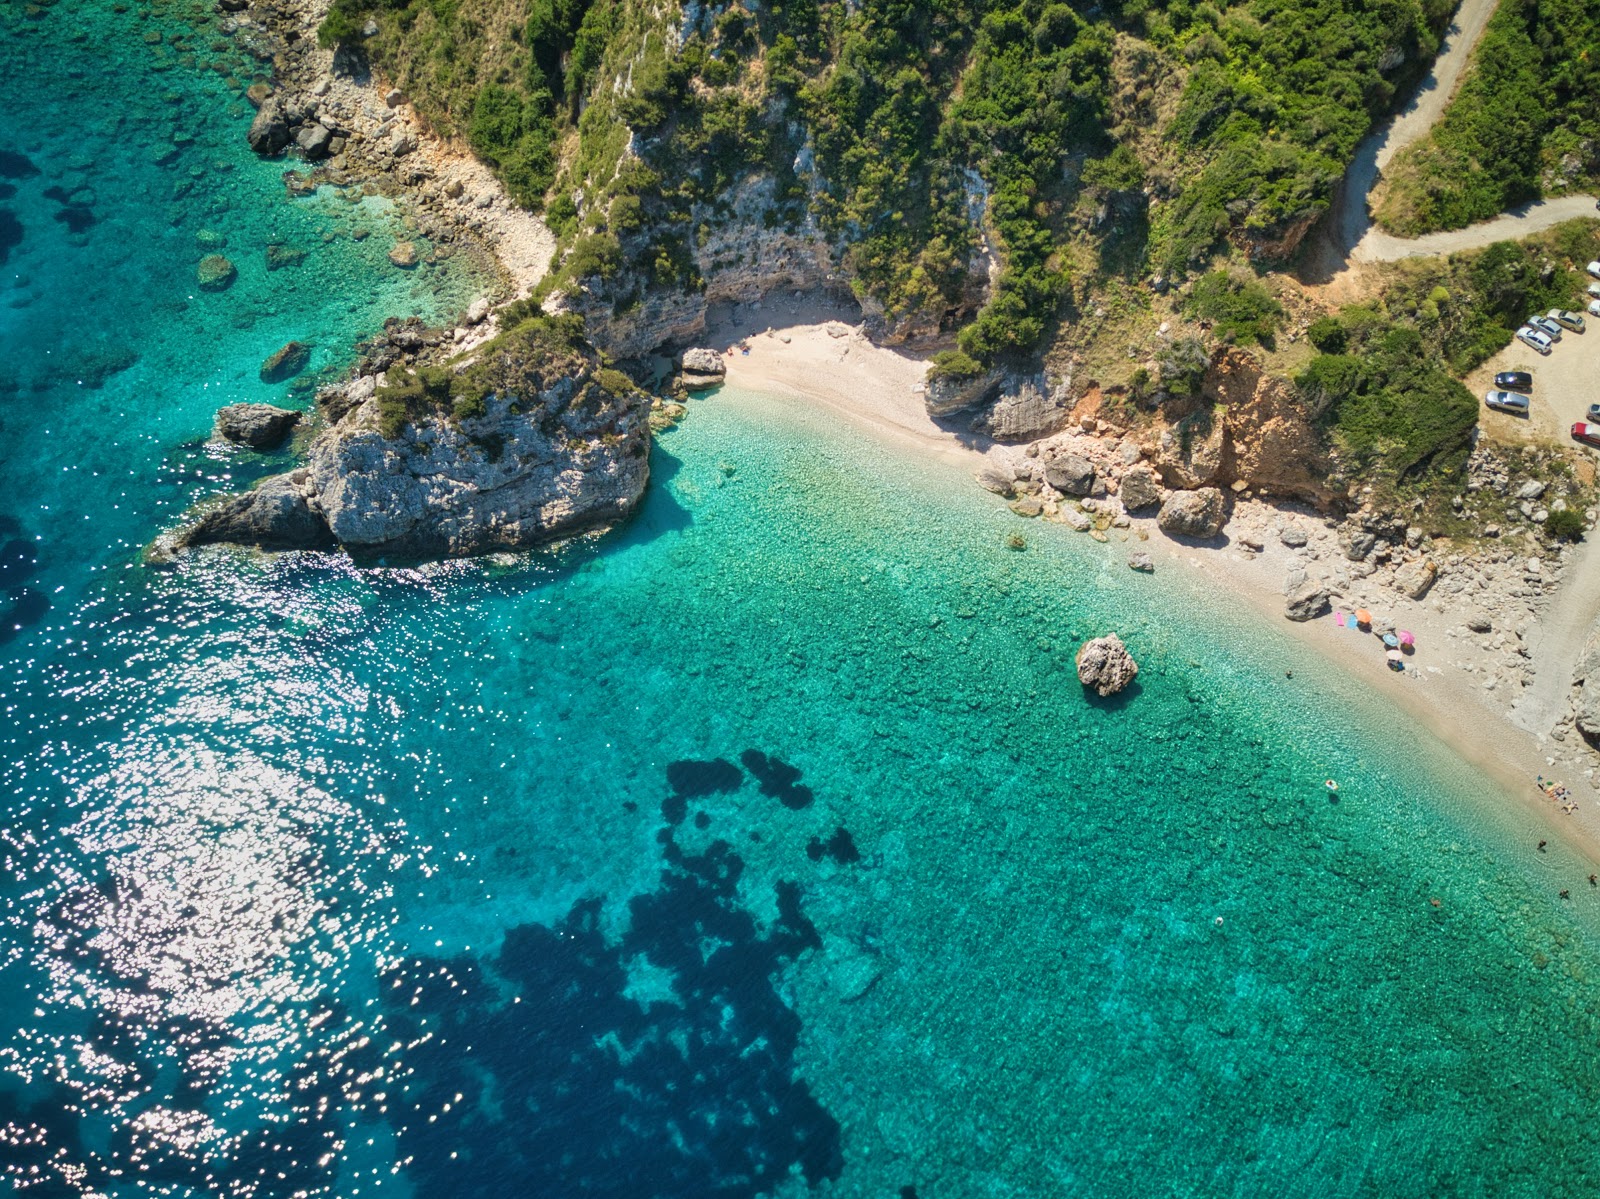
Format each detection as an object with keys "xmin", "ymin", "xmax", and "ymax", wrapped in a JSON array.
[
  {"xmin": 214, "ymin": 403, "xmax": 302, "ymax": 449},
  {"xmin": 680, "ymin": 347, "xmax": 725, "ymax": 390},
  {"xmin": 1076, "ymin": 633, "xmax": 1139, "ymax": 697}
]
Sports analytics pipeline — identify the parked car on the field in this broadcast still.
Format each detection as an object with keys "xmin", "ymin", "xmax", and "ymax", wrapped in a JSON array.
[
  {"xmin": 1587, "ymin": 282, "xmax": 1600, "ymax": 300},
  {"xmin": 1548, "ymin": 308, "xmax": 1586, "ymax": 332},
  {"xmin": 1589, "ymin": 261, "xmax": 1600, "ymax": 280},
  {"xmin": 1589, "ymin": 403, "xmax": 1600, "ymax": 422},
  {"xmin": 1589, "ymin": 299, "xmax": 1600, "ymax": 318},
  {"xmin": 1494, "ymin": 370, "xmax": 1533, "ymax": 391},
  {"xmin": 1485, "ymin": 390, "xmax": 1531, "ymax": 415},
  {"xmin": 1528, "ymin": 314, "xmax": 1564, "ymax": 340},
  {"xmin": 1574, "ymin": 422, "xmax": 1600, "ymax": 449},
  {"xmin": 1516, "ymin": 326, "xmax": 1554, "ymax": 354}
]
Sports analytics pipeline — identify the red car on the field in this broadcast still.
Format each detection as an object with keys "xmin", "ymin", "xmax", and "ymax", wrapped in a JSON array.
[{"xmin": 1573, "ymin": 422, "xmax": 1600, "ymax": 448}]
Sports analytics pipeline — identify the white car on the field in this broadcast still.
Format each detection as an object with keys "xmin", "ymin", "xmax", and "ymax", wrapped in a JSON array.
[
  {"xmin": 1516, "ymin": 326, "xmax": 1554, "ymax": 354},
  {"xmin": 1589, "ymin": 299, "xmax": 1600, "ymax": 318},
  {"xmin": 1485, "ymin": 390, "xmax": 1531, "ymax": 415},
  {"xmin": 1589, "ymin": 261, "xmax": 1600, "ymax": 280},
  {"xmin": 1587, "ymin": 283, "xmax": 1600, "ymax": 300}
]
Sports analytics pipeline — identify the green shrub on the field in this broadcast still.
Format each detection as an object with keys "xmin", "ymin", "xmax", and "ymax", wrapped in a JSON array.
[
  {"xmin": 1546, "ymin": 507, "xmax": 1587, "ymax": 542},
  {"xmin": 1307, "ymin": 315, "xmax": 1347, "ymax": 353},
  {"xmin": 1185, "ymin": 270, "xmax": 1283, "ymax": 345},
  {"xmin": 928, "ymin": 349, "xmax": 986, "ymax": 381}
]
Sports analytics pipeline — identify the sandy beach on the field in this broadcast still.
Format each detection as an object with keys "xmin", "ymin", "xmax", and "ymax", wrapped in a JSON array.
[{"xmin": 699, "ymin": 295, "xmax": 1600, "ymax": 865}]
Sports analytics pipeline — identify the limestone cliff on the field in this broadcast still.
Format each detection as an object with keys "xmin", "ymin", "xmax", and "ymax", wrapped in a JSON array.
[{"xmin": 177, "ymin": 316, "xmax": 650, "ymax": 559}]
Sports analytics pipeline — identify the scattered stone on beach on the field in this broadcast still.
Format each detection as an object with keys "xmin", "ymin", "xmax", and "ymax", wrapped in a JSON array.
[
  {"xmin": 259, "ymin": 340, "xmax": 311, "ymax": 384},
  {"xmin": 1076, "ymin": 633, "xmax": 1139, "ymax": 697},
  {"xmin": 1279, "ymin": 523, "xmax": 1308, "ymax": 548},
  {"xmin": 1284, "ymin": 579, "xmax": 1331, "ymax": 622},
  {"xmin": 1127, "ymin": 552, "xmax": 1155, "ymax": 573},
  {"xmin": 196, "ymin": 253, "xmax": 236, "ymax": 290},
  {"xmin": 295, "ymin": 122, "xmax": 334, "ymax": 159},
  {"xmin": 679, "ymin": 347, "xmax": 725, "ymax": 391},
  {"xmin": 465, "ymin": 297, "xmax": 490, "ymax": 326},
  {"xmin": 1044, "ymin": 453, "xmax": 1095, "ymax": 497},
  {"xmin": 214, "ymin": 402, "xmax": 302, "ymax": 449},
  {"xmin": 1117, "ymin": 464, "xmax": 1162, "ymax": 511},
  {"xmin": 387, "ymin": 240, "xmax": 419, "ymax": 268},
  {"xmin": 1467, "ymin": 613, "xmax": 1493, "ymax": 633},
  {"xmin": 1394, "ymin": 559, "xmax": 1438, "ymax": 600},
  {"xmin": 1341, "ymin": 528, "xmax": 1377, "ymax": 560},
  {"xmin": 1157, "ymin": 487, "xmax": 1226, "ymax": 539},
  {"xmin": 976, "ymin": 461, "xmax": 1017, "ymax": 496},
  {"xmin": 1058, "ymin": 506, "xmax": 1092, "ymax": 532},
  {"xmin": 1517, "ymin": 480, "xmax": 1547, "ymax": 501}
]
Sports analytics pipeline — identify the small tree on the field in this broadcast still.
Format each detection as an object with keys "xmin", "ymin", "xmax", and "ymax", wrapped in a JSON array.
[{"xmin": 1545, "ymin": 507, "xmax": 1586, "ymax": 542}]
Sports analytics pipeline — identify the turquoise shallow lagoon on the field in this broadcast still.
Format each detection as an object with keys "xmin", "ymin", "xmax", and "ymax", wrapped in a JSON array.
[{"xmin": 7, "ymin": 3, "xmax": 1600, "ymax": 1198}]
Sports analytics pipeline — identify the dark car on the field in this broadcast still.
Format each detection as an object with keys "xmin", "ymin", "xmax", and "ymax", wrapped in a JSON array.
[
  {"xmin": 1573, "ymin": 422, "xmax": 1600, "ymax": 449},
  {"xmin": 1495, "ymin": 371, "xmax": 1533, "ymax": 391}
]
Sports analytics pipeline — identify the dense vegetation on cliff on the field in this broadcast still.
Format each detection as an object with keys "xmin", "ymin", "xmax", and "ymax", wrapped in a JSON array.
[
  {"xmin": 323, "ymin": 0, "xmax": 1452, "ymax": 365},
  {"xmin": 1373, "ymin": 0, "xmax": 1600, "ymax": 237}
]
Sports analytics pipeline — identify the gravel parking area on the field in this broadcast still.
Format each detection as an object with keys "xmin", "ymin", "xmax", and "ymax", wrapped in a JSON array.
[{"xmin": 1472, "ymin": 303, "xmax": 1600, "ymax": 452}]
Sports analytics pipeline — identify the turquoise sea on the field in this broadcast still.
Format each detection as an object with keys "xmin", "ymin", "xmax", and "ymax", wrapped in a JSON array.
[{"xmin": 7, "ymin": 3, "xmax": 1600, "ymax": 1197}]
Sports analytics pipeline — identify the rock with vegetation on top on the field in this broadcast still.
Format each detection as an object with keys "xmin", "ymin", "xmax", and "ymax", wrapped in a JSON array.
[
  {"xmin": 196, "ymin": 254, "xmax": 236, "ymax": 291},
  {"xmin": 679, "ymin": 347, "xmax": 725, "ymax": 390},
  {"xmin": 214, "ymin": 403, "xmax": 301, "ymax": 449},
  {"xmin": 1157, "ymin": 487, "xmax": 1226, "ymax": 539},
  {"xmin": 1284, "ymin": 579, "xmax": 1331, "ymax": 622},
  {"xmin": 176, "ymin": 314, "xmax": 651, "ymax": 559},
  {"xmin": 1076, "ymin": 634, "xmax": 1139, "ymax": 697},
  {"xmin": 259, "ymin": 341, "xmax": 311, "ymax": 384}
]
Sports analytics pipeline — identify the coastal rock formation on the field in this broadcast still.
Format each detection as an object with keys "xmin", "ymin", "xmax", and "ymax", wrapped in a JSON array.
[
  {"xmin": 215, "ymin": 403, "xmax": 301, "ymax": 449},
  {"xmin": 1076, "ymin": 634, "xmax": 1139, "ymax": 697},
  {"xmin": 259, "ymin": 341, "xmax": 311, "ymax": 384},
  {"xmin": 177, "ymin": 316, "xmax": 651, "ymax": 559},
  {"xmin": 926, "ymin": 369, "xmax": 1002, "ymax": 419},
  {"xmin": 1394, "ymin": 559, "xmax": 1438, "ymax": 600},
  {"xmin": 968, "ymin": 374, "xmax": 1073, "ymax": 442},
  {"xmin": 246, "ymin": 98, "xmax": 290, "ymax": 155},
  {"xmin": 1284, "ymin": 579, "xmax": 1331, "ymax": 622},
  {"xmin": 680, "ymin": 348, "xmax": 725, "ymax": 391},
  {"xmin": 1157, "ymin": 487, "xmax": 1226, "ymax": 539},
  {"xmin": 1575, "ymin": 628, "xmax": 1600, "ymax": 744}
]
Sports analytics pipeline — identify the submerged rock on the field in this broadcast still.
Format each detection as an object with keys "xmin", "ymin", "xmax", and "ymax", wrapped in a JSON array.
[
  {"xmin": 259, "ymin": 340, "xmax": 311, "ymax": 383},
  {"xmin": 196, "ymin": 254, "xmax": 236, "ymax": 291},
  {"xmin": 215, "ymin": 402, "xmax": 301, "ymax": 449},
  {"xmin": 1076, "ymin": 633, "xmax": 1139, "ymax": 697},
  {"xmin": 387, "ymin": 240, "xmax": 419, "ymax": 268},
  {"xmin": 1127, "ymin": 552, "xmax": 1155, "ymax": 573}
]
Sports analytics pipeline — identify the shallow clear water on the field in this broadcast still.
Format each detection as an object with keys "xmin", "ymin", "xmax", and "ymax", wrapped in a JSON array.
[{"xmin": 7, "ymin": 5, "xmax": 1600, "ymax": 1199}]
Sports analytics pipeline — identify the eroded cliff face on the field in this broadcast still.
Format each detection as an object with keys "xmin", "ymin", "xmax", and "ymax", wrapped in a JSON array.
[
  {"xmin": 559, "ymin": 175, "xmax": 881, "ymax": 359},
  {"xmin": 177, "ymin": 321, "xmax": 651, "ymax": 559}
]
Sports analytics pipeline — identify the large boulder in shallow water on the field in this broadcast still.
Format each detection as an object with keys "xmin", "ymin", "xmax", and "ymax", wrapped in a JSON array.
[
  {"xmin": 246, "ymin": 98, "xmax": 290, "ymax": 155},
  {"xmin": 1076, "ymin": 634, "xmax": 1139, "ymax": 697},
  {"xmin": 259, "ymin": 341, "xmax": 311, "ymax": 384},
  {"xmin": 179, "ymin": 471, "xmax": 334, "ymax": 551},
  {"xmin": 679, "ymin": 347, "xmax": 725, "ymax": 391},
  {"xmin": 215, "ymin": 403, "xmax": 301, "ymax": 449},
  {"xmin": 1157, "ymin": 487, "xmax": 1226, "ymax": 539}
]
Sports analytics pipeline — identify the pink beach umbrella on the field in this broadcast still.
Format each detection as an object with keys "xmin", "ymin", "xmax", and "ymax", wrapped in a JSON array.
[{"xmin": 1398, "ymin": 630, "xmax": 1415, "ymax": 647}]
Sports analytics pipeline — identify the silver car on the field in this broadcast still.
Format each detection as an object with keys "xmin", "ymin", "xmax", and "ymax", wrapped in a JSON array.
[
  {"xmin": 1485, "ymin": 390, "xmax": 1531, "ymax": 415},
  {"xmin": 1548, "ymin": 308, "xmax": 1586, "ymax": 332},
  {"xmin": 1516, "ymin": 326, "xmax": 1554, "ymax": 354},
  {"xmin": 1528, "ymin": 314, "xmax": 1564, "ymax": 341}
]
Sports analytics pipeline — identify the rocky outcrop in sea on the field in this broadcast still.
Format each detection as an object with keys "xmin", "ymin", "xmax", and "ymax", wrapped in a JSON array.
[
  {"xmin": 1076, "ymin": 634, "xmax": 1139, "ymax": 697},
  {"xmin": 175, "ymin": 316, "xmax": 650, "ymax": 559}
]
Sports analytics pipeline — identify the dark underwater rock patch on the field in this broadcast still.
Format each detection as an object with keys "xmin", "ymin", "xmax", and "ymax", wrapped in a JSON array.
[
  {"xmin": 667, "ymin": 756, "xmax": 744, "ymax": 797},
  {"xmin": 1, "ymin": 587, "xmax": 50, "ymax": 644},
  {"xmin": 380, "ymin": 828, "xmax": 841, "ymax": 1197},
  {"xmin": 741, "ymin": 749, "xmax": 814, "ymax": 809},
  {"xmin": 53, "ymin": 206, "xmax": 96, "ymax": 234},
  {"xmin": 806, "ymin": 828, "xmax": 861, "ymax": 865},
  {"xmin": 0, "ymin": 210, "xmax": 21, "ymax": 265},
  {"xmin": 0, "ymin": 151, "xmax": 38, "ymax": 179},
  {"xmin": 0, "ymin": 537, "xmax": 37, "ymax": 587}
]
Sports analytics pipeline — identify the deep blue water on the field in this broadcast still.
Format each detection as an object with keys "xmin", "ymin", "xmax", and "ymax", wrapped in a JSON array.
[{"xmin": 8, "ymin": 5, "xmax": 1600, "ymax": 1198}]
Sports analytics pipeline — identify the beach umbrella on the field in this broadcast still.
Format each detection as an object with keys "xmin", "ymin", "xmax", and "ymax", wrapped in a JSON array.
[
  {"xmin": 1386, "ymin": 649, "xmax": 1403, "ymax": 663},
  {"xmin": 1382, "ymin": 633, "xmax": 1399, "ymax": 648},
  {"xmin": 1355, "ymin": 608, "xmax": 1372, "ymax": 626},
  {"xmin": 1399, "ymin": 630, "xmax": 1415, "ymax": 647}
]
